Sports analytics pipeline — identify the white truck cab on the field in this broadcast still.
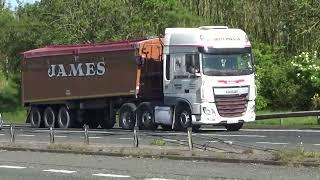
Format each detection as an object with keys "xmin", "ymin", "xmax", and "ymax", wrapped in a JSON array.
[{"xmin": 162, "ymin": 26, "xmax": 256, "ymax": 131}]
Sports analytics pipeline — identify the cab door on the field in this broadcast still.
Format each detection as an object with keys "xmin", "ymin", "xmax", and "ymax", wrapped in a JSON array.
[{"xmin": 163, "ymin": 53, "xmax": 185, "ymax": 97}]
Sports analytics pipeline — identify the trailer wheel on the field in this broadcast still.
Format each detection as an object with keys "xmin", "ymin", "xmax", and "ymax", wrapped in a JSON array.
[
  {"xmin": 44, "ymin": 107, "xmax": 56, "ymax": 128},
  {"xmin": 137, "ymin": 103, "xmax": 157, "ymax": 130},
  {"xmin": 58, "ymin": 107, "xmax": 73, "ymax": 128},
  {"xmin": 119, "ymin": 103, "xmax": 136, "ymax": 130},
  {"xmin": 224, "ymin": 123, "xmax": 243, "ymax": 131},
  {"xmin": 175, "ymin": 104, "xmax": 192, "ymax": 131},
  {"xmin": 30, "ymin": 107, "xmax": 43, "ymax": 128}
]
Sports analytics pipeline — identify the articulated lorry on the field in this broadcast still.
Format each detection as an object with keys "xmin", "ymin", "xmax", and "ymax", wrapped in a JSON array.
[{"xmin": 22, "ymin": 26, "xmax": 256, "ymax": 131}]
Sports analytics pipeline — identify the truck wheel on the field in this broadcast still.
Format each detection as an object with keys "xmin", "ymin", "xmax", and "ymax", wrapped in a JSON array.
[
  {"xmin": 44, "ymin": 107, "xmax": 56, "ymax": 128},
  {"xmin": 30, "ymin": 107, "xmax": 43, "ymax": 128},
  {"xmin": 224, "ymin": 123, "xmax": 243, "ymax": 131},
  {"xmin": 58, "ymin": 107, "xmax": 73, "ymax": 128},
  {"xmin": 119, "ymin": 103, "xmax": 136, "ymax": 130},
  {"xmin": 137, "ymin": 104, "xmax": 157, "ymax": 130},
  {"xmin": 175, "ymin": 104, "xmax": 192, "ymax": 131}
]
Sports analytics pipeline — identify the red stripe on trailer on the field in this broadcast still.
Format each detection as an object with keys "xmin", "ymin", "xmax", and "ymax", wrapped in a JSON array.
[{"xmin": 23, "ymin": 39, "xmax": 147, "ymax": 59}]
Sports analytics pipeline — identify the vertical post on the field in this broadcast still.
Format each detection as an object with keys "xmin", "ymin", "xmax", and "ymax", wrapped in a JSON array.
[
  {"xmin": 280, "ymin": 118, "xmax": 284, "ymax": 126},
  {"xmin": 187, "ymin": 127, "xmax": 193, "ymax": 151},
  {"xmin": 133, "ymin": 113, "xmax": 139, "ymax": 148},
  {"xmin": 10, "ymin": 124, "xmax": 15, "ymax": 143},
  {"xmin": 133, "ymin": 126, "xmax": 139, "ymax": 148},
  {"xmin": 84, "ymin": 125, "xmax": 89, "ymax": 145},
  {"xmin": 49, "ymin": 127, "xmax": 55, "ymax": 144},
  {"xmin": 317, "ymin": 116, "xmax": 320, "ymax": 125},
  {"xmin": 0, "ymin": 113, "xmax": 2, "ymax": 130}
]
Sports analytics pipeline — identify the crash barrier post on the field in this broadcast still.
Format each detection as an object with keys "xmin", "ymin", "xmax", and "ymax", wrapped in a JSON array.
[
  {"xmin": 187, "ymin": 127, "xmax": 193, "ymax": 151},
  {"xmin": 10, "ymin": 124, "xmax": 15, "ymax": 143},
  {"xmin": 133, "ymin": 126, "xmax": 139, "ymax": 148},
  {"xmin": 49, "ymin": 127, "xmax": 55, "ymax": 144},
  {"xmin": 84, "ymin": 125, "xmax": 89, "ymax": 145}
]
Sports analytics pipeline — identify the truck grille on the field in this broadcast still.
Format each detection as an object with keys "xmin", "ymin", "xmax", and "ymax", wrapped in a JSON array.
[{"xmin": 214, "ymin": 94, "xmax": 248, "ymax": 118}]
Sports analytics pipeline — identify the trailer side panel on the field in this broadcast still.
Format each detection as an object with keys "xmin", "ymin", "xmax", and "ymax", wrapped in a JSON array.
[{"xmin": 23, "ymin": 50, "xmax": 138, "ymax": 104}]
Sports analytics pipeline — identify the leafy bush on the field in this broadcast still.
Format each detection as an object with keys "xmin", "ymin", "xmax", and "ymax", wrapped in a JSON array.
[
  {"xmin": 311, "ymin": 93, "xmax": 320, "ymax": 110},
  {"xmin": 0, "ymin": 78, "xmax": 21, "ymax": 112},
  {"xmin": 253, "ymin": 43, "xmax": 302, "ymax": 110}
]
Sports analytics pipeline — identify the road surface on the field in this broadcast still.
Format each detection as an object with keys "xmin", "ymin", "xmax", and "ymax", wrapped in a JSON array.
[
  {"xmin": 0, "ymin": 151, "xmax": 319, "ymax": 180},
  {"xmin": 0, "ymin": 127, "xmax": 320, "ymax": 151}
]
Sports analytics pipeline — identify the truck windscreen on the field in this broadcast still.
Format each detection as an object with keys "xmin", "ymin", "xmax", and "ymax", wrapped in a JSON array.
[{"xmin": 202, "ymin": 53, "xmax": 253, "ymax": 76}]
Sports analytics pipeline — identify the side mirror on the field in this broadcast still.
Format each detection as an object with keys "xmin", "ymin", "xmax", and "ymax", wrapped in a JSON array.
[
  {"xmin": 187, "ymin": 66, "xmax": 201, "ymax": 76},
  {"xmin": 187, "ymin": 67, "xmax": 196, "ymax": 74}
]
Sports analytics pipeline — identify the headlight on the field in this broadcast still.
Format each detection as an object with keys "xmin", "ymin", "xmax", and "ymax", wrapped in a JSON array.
[{"xmin": 203, "ymin": 107, "xmax": 214, "ymax": 115}]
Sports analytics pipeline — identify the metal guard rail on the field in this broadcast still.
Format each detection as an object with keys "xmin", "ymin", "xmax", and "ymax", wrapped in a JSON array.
[{"xmin": 256, "ymin": 110, "xmax": 320, "ymax": 120}]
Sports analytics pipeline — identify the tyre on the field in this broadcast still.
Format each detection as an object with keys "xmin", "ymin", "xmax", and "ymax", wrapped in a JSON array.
[
  {"xmin": 30, "ymin": 107, "xmax": 43, "ymax": 128},
  {"xmin": 137, "ymin": 103, "xmax": 157, "ymax": 130},
  {"xmin": 43, "ymin": 107, "xmax": 56, "ymax": 128},
  {"xmin": 119, "ymin": 103, "xmax": 136, "ymax": 130},
  {"xmin": 175, "ymin": 104, "xmax": 192, "ymax": 131},
  {"xmin": 99, "ymin": 110, "xmax": 115, "ymax": 129},
  {"xmin": 57, "ymin": 107, "xmax": 73, "ymax": 128},
  {"xmin": 224, "ymin": 123, "xmax": 243, "ymax": 131}
]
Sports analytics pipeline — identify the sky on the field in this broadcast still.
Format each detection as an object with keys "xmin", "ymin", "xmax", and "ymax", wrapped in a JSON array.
[{"xmin": 6, "ymin": 0, "xmax": 37, "ymax": 9}]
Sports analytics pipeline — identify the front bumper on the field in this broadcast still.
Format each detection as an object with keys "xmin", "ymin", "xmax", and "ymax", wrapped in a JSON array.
[{"xmin": 191, "ymin": 101, "xmax": 256, "ymax": 125}]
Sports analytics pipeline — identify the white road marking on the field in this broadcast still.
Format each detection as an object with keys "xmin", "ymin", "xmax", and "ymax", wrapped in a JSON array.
[
  {"xmin": 80, "ymin": 136, "xmax": 102, "ymax": 139},
  {"xmin": 43, "ymin": 169, "xmax": 76, "ymax": 174},
  {"xmin": 205, "ymin": 141, "xmax": 217, "ymax": 143},
  {"xmin": 0, "ymin": 140, "xmax": 48, "ymax": 144},
  {"xmin": 242, "ymin": 129, "xmax": 320, "ymax": 133},
  {"xmin": 0, "ymin": 165, "xmax": 26, "ymax": 169},
  {"xmin": 18, "ymin": 134, "xmax": 35, "ymax": 137},
  {"xmin": 151, "ymin": 132, "xmax": 187, "ymax": 136},
  {"xmin": 0, "ymin": 134, "xmax": 4, "ymax": 136},
  {"xmin": 54, "ymin": 135, "xmax": 67, "ymax": 138},
  {"xmin": 89, "ymin": 137, "xmax": 101, "ymax": 139},
  {"xmin": 84, "ymin": 130, "xmax": 116, "ymax": 134},
  {"xmin": 119, "ymin": 138, "xmax": 134, "ymax": 140},
  {"xmin": 92, "ymin": 173, "xmax": 130, "ymax": 178},
  {"xmin": 163, "ymin": 138, "xmax": 178, "ymax": 142},
  {"xmin": 313, "ymin": 144, "xmax": 320, "ymax": 146},
  {"xmin": 35, "ymin": 129, "xmax": 115, "ymax": 134},
  {"xmin": 256, "ymin": 142, "xmax": 289, "ymax": 145},
  {"xmin": 145, "ymin": 178, "xmax": 175, "ymax": 180},
  {"xmin": 200, "ymin": 134, "xmax": 266, "ymax": 138}
]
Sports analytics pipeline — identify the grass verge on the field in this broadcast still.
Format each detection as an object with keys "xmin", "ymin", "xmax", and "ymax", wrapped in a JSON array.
[
  {"xmin": 150, "ymin": 138, "xmax": 166, "ymax": 146},
  {"xmin": 47, "ymin": 143, "xmax": 92, "ymax": 152},
  {"xmin": 273, "ymin": 149, "xmax": 320, "ymax": 165},
  {"xmin": 1, "ymin": 109, "xmax": 27, "ymax": 124}
]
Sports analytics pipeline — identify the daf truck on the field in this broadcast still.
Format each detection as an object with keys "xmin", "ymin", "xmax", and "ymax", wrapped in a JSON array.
[{"xmin": 22, "ymin": 26, "xmax": 256, "ymax": 131}]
